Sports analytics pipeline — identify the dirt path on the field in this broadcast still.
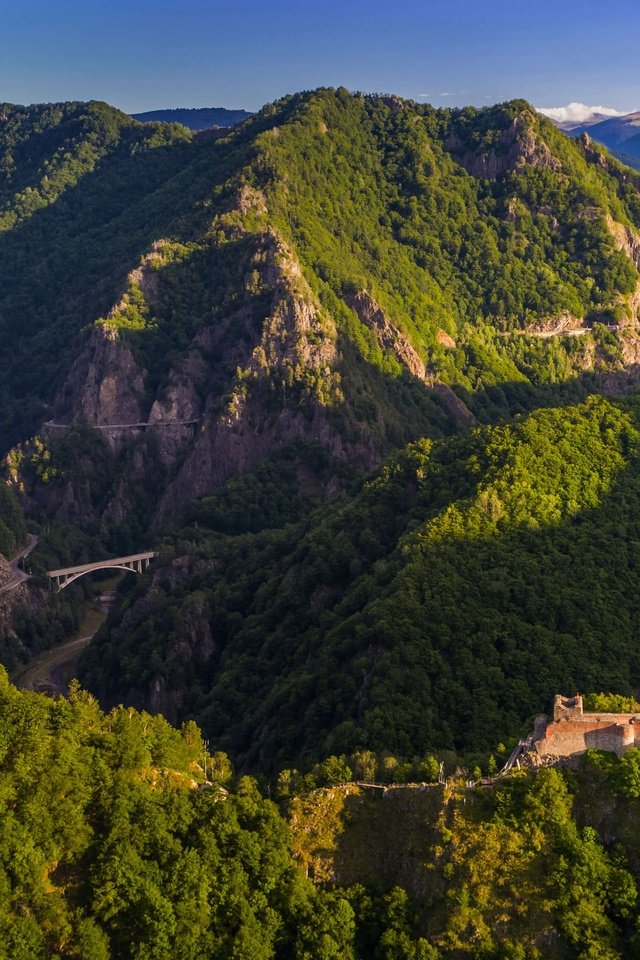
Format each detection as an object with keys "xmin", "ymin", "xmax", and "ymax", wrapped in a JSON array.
[
  {"xmin": 12, "ymin": 635, "xmax": 95, "ymax": 694},
  {"xmin": 11, "ymin": 574, "xmax": 121, "ymax": 695}
]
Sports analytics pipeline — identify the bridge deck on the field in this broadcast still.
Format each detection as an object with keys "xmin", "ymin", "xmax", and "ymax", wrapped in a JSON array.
[{"xmin": 48, "ymin": 551, "xmax": 157, "ymax": 578}]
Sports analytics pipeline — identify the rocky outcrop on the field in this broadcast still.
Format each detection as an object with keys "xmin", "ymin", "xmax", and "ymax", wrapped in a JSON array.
[
  {"xmin": 436, "ymin": 329, "xmax": 456, "ymax": 349},
  {"xmin": 580, "ymin": 133, "xmax": 640, "ymax": 188},
  {"xmin": 53, "ymin": 325, "xmax": 146, "ymax": 428},
  {"xmin": 343, "ymin": 291, "xmax": 476, "ymax": 427},
  {"xmin": 248, "ymin": 233, "xmax": 338, "ymax": 373},
  {"xmin": 41, "ymin": 224, "xmax": 372, "ymax": 530},
  {"xmin": 525, "ymin": 310, "xmax": 585, "ymax": 336},
  {"xmin": 447, "ymin": 113, "xmax": 561, "ymax": 179},
  {"xmin": 606, "ymin": 215, "xmax": 640, "ymax": 272},
  {"xmin": 152, "ymin": 237, "xmax": 363, "ymax": 526},
  {"xmin": 344, "ymin": 290, "xmax": 426, "ymax": 378},
  {"xmin": 427, "ymin": 382, "xmax": 476, "ymax": 428}
]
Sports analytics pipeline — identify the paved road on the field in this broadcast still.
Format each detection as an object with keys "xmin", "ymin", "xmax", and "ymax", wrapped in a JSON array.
[
  {"xmin": 44, "ymin": 419, "xmax": 198, "ymax": 430},
  {"xmin": 0, "ymin": 534, "xmax": 38, "ymax": 595},
  {"xmin": 504, "ymin": 324, "xmax": 620, "ymax": 340}
]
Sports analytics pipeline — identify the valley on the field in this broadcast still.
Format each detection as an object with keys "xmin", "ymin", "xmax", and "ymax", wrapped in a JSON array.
[
  {"xmin": 11, "ymin": 573, "xmax": 120, "ymax": 694},
  {"xmin": 4, "ymin": 85, "xmax": 640, "ymax": 956},
  {"xmin": 4, "ymin": 87, "xmax": 640, "ymax": 761}
]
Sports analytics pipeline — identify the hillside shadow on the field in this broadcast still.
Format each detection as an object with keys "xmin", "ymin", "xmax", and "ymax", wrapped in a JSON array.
[
  {"xmin": 171, "ymin": 383, "xmax": 640, "ymax": 770},
  {"xmin": 0, "ymin": 131, "xmax": 250, "ymax": 451},
  {"xmin": 459, "ymin": 364, "xmax": 640, "ymax": 424}
]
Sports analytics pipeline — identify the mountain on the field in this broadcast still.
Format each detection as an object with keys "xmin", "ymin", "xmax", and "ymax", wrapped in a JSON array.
[
  {"xmin": 8, "ymin": 86, "xmax": 640, "ymax": 956},
  {"xmin": 5, "ymin": 91, "xmax": 640, "ymax": 504},
  {"xmin": 559, "ymin": 110, "xmax": 640, "ymax": 166},
  {"xmin": 568, "ymin": 110, "xmax": 640, "ymax": 147},
  {"xmin": 81, "ymin": 393, "xmax": 640, "ymax": 769},
  {"xmin": 553, "ymin": 111, "xmax": 617, "ymax": 132},
  {"xmin": 5, "ymin": 88, "xmax": 640, "ymax": 759},
  {"xmin": 130, "ymin": 106, "xmax": 252, "ymax": 129}
]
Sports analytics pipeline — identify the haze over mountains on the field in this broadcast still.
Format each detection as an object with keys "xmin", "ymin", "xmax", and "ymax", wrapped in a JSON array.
[
  {"xmin": 570, "ymin": 111, "xmax": 640, "ymax": 163},
  {"xmin": 130, "ymin": 106, "xmax": 253, "ymax": 130},
  {"xmin": 541, "ymin": 103, "xmax": 640, "ymax": 166}
]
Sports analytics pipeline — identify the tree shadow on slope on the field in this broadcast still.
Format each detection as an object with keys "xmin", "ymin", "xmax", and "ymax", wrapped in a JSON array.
[
  {"xmin": 0, "ymin": 132, "xmax": 253, "ymax": 452},
  {"xmin": 74, "ymin": 383, "xmax": 640, "ymax": 773},
  {"xmin": 190, "ymin": 389, "xmax": 640, "ymax": 769}
]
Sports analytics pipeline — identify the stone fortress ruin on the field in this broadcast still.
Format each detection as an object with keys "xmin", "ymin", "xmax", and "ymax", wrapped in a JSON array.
[{"xmin": 533, "ymin": 694, "xmax": 640, "ymax": 759}]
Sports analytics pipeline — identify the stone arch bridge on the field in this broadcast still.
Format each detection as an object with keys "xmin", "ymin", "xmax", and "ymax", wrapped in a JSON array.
[{"xmin": 48, "ymin": 551, "xmax": 158, "ymax": 591}]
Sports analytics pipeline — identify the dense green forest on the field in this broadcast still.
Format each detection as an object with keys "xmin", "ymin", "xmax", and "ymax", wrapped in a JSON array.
[
  {"xmin": 7, "ymin": 88, "xmax": 640, "ymax": 957},
  {"xmin": 2, "ymin": 87, "xmax": 640, "ymax": 459},
  {"xmin": 5, "ymin": 669, "xmax": 640, "ymax": 958},
  {"xmin": 5, "ymin": 87, "xmax": 640, "ymax": 762},
  {"xmin": 80, "ymin": 394, "xmax": 640, "ymax": 768}
]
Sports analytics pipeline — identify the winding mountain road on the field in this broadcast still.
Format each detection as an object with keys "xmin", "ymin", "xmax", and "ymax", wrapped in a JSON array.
[{"xmin": 0, "ymin": 534, "xmax": 38, "ymax": 595}]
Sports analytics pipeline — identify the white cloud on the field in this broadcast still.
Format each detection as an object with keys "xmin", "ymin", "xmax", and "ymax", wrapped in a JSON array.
[{"xmin": 537, "ymin": 101, "xmax": 626, "ymax": 123}]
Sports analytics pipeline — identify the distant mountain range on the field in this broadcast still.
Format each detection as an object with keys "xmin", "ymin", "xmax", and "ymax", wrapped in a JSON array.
[
  {"xmin": 552, "ymin": 110, "xmax": 640, "ymax": 167},
  {"xmin": 553, "ymin": 112, "xmax": 620, "ymax": 132},
  {"xmin": 130, "ymin": 106, "xmax": 252, "ymax": 130}
]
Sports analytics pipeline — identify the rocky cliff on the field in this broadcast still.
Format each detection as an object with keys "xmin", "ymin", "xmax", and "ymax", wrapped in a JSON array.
[{"xmin": 7, "ymin": 90, "xmax": 640, "ymax": 539}]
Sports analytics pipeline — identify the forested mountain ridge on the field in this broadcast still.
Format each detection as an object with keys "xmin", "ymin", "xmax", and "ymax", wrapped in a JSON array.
[
  {"xmin": 5, "ymin": 88, "xmax": 640, "ymax": 763},
  {"xmin": 81, "ymin": 394, "xmax": 640, "ymax": 768},
  {"xmin": 6, "ymin": 87, "xmax": 640, "ymax": 536},
  {"xmin": 8, "ymin": 89, "xmax": 640, "ymax": 957}
]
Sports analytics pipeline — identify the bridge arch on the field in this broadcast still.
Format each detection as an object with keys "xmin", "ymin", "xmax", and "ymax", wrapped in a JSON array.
[{"xmin": 48, "ymin": 552, "xmax": 158, "ymax": 592}]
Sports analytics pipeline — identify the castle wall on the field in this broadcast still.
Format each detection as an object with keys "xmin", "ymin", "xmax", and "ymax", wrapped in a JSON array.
[{"xmin": 537, "ymin": 716, "xmax": 638, "ymax": 758}]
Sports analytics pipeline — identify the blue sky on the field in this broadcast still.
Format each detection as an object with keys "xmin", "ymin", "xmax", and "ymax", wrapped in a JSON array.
[{"xmin": 1, "ymin": 0, "xmax": 638, "ymax": 115}]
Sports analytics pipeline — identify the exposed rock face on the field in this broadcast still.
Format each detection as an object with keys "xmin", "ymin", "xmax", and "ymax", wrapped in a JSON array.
[
  {"xmin": 619, "ymin": 328, "xmax": 640, "ymax": 365},
  {"xmin": 380, "ymin": 95, "xmax": 405, "ymax": 113},
  {"xmin": 344, "ymin": 290, "xmax": 426, "ymax": 378},
  {"xmin": 525, "ymin": 310, "xmax": 585, "ymax": 336},
  {"xmin": 234, "ymin": 184, "xmax": 268, "ymax": 217},
  {"xmin": 606, "ymin": 215, "xmax": 640, "ymax": 272},
  {"xmin": 342, "ymin": 290, "xmax": 476, "ymax": 427},
  {"xmin": 53, "ymin": 325, "xmax": 146, "ymax": 428},
  {"xmin": 436, "ymin": 329, "xmax": 456, "ymax": 349},
  {"xmin": 598, "ymin": 329, "xmax": 640, "ymax": 396},
  {"xmin": 580, "ymin": 133, "xmax": 640, "ymax": 188},
  {"xmin": 42, "ymin": 224, "xmax": 368, "ymax": 527},
  {"xmin": 447, "ymin": 114, "xmax": 561, "ymax": 179},
  {"xmin": 152, "ymin": 236, "xmax": 361, "ymax": 526},
  {"xmin": 248, "ymin": 232, "xmax": 338, "ymax": 373},
  {"xmin": 126, "ymin": 244, "xmax": 165, "ymax": 305}
]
